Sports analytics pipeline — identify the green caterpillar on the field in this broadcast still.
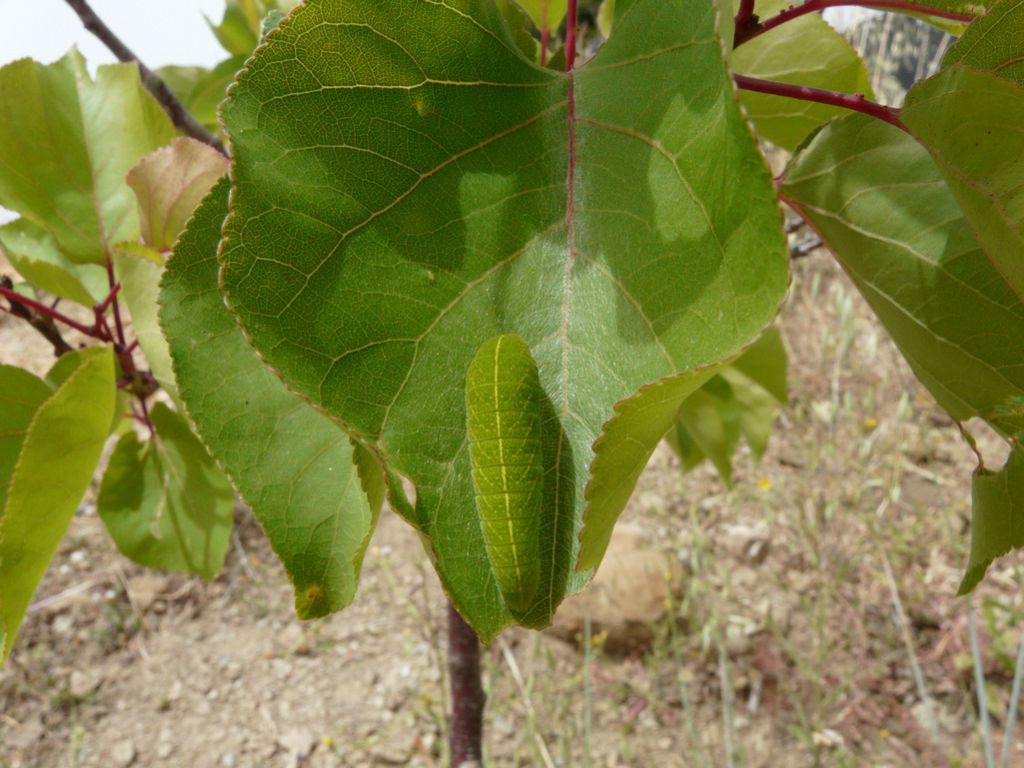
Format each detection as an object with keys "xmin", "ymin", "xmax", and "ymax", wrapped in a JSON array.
[{"xmin": 466, "ymin": 334, "xmax": 544, "ymax": 617}]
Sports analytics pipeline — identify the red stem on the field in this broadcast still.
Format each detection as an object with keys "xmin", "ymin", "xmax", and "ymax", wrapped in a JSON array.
[
  {"xmin": 137, "ymin": 393, "xmax": 155, "ymax": 436},
  {"xmin": 734, "ymin": 74, "xmax": 907, "ymax": 132},
  {"xmin": 735, "ymin": 0, "xmax": 975, "ymax": 46},
  {"xmin": 2, "ymin": 281, "xmax": 154, "ymax": 406},
  {"xmin": 104, "ymin": 257, "xmax": 127, "ymax": 347},
  {"xmin": 565, "ymin": 0, "xmax": 579, "ymax": 276},
  {"xmin": 93, "ymin": 282, "xmax": 121, "ymax": 315},
  {"xmin": 734, "ymin": 0, "xmax": 759, "ymax": 39},
  {"xmin": 96, "ymin": 314, "xmax": 116, "ymax": 343},
  {"xmin": 0, "ymin": 285, "xmax": 97, "ymax": 336},
  {"xmin": 566, "ymin": 0, "xmax": 578, "ymax": 70}
]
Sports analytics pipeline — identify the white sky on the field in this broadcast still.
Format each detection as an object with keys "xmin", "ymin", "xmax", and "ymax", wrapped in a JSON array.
[{"xmin": 0, "ymin": 0, "xmax": 228, "ymax": 70}]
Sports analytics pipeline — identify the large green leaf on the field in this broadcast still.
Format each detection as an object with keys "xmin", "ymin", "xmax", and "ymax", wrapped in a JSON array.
[
  {"xmin": 0, "ymin": 346, "xmax": 116, "ymax": 661},
  {"xmin": 664, "ymin": 327, "xmax": 787, "ymax": 485},
  {"xmin": 0, "ymin": 220, "xmax": 107, "ymax": 307},
  {"xmin": 730, "ymin": 0, "xmax": 874, "ymax": 151},
  {"xmin": 902, "ymin": 66, "xmax": 1024, "ymax": 303},
  {"xmin": 781, "ymin": 114, "xmax": 1024, "ymax": 587},
  {"xmin": 97, "ymin": 403, "xmax": 234, "ymax": 579},
  {"xmin": 0, "ymin": 52, "xmax": 176, "ymax": 265},
  {"xmin": 217, "ymin": 0, "xmax": 788, "ymax": 638},
  {"xmin": 0, "ymin": 366, "xmax": 54, "ymax": 511},
  {"xmin": 160, "ymin": 179, "xmax": 383, "ymax": 618},
  {"xmin": 943, "ymin": 0, "xmax": 1024, "ymax": 83},
  {"xmin": 962, "ymin": 446, "xmax": 1024, "ymax": 593},
  {"xmin": 783, "ymin": 115, "xmax": 1024, "ymax": 438}
]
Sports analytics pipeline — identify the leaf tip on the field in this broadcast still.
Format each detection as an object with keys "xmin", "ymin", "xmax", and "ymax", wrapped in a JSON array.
[{"xmin": 957, "ymin": 564, "xmax": 986, "ymax": 596}]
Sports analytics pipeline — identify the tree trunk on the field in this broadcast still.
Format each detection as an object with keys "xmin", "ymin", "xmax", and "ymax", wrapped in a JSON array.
[{"xmin": 448, "ymin": 602, "xmax": 485, "ymax": 767}]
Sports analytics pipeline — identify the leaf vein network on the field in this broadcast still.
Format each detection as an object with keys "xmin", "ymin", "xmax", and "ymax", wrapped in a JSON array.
[
  {"xmin": 259, "ymin": 103, "xmax": 565, "ymax": 319},
  {"xmin": 574, "ymin": 250, "xmax": 675, "ymax": 369},
  {"xmin": 585, "ymin": 39, "xmax": 715, "ymax": 73},
  {"xmin": 796, "ymin": 200, "xmax": 1024, "ymax": 309},
  {"xmin": 373, "ymin": 221, "xmax": 563, "ymax": 440},
  {"xmin": 420, "ymin": 0, "xmax": 526, "ymax": 62},
  {"xmin": 578, "ymin": 118, "xmax": 727, "ymax": 259},
  {"xmin": 801, "ymin": 225, "xmax": 1024, "ymax": 392}
]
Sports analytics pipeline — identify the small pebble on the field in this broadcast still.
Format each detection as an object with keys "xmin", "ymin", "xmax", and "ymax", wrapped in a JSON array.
[{"xmin": 112, "ymin": 739, "xmax": 136, "ymax": 767}]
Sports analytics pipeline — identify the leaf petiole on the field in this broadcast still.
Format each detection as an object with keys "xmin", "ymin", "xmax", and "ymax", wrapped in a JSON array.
[
  {"xmin": 0, "ymin": 283, "xmax": 96, "ymax": 337},
  {"xmin": 734, "ymin": 74, "xmax": 907, "ymax": 131},
  {"xmin": 734, "ymin": 0, "xmax": 975, "ymax": 47},
  {"xmin": 566, "ymin": 0, "xmax": 578, "ymax": 70}
]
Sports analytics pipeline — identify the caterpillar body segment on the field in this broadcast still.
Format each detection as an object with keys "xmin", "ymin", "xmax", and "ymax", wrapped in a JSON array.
[{"xmin": 466, "ymin": 334, "xmax": 545, "ymax": 617}]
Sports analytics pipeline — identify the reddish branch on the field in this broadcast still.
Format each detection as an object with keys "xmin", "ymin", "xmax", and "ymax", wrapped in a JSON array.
[
  {"xmin": 566, "ymin": 0, "xmax": 578, "ymax": 70},
  {"xmin": 0, "ymin": 282, "xmax": 96, "ymax": 338},
  {"xmin": 0, "ymin": 278, "xmax": 74, "ymax": 357},
  {"xmin": 734, "ymin": 74, "xmax": 908, "ymax": 131},
  {"xmin": 102, "ymin": 258, "xmax": 128, "ymax": 347},
  {"xmin": 0, "ymin": 279, "xmax": 156, "ymax": 403},
  {"xmin": 448, "ymin": 603, "xmax": 485, "ymax": 768},
  {"xmin": 734, "ymin": 0, "xmax": 760, "ymax": 41},
  {"xmin": 62, "ymin": 0, "xmax": 226, "ymax": 155},
  {"xmin": 734, "ymin": 0, "xmax": 975, "ymax": 46}
]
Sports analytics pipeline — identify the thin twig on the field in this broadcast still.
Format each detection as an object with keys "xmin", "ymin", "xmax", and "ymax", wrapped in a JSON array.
[
  {"xmin": 232, "ymin": 530, "xmax": 259, "ymax": 583},
  {"xmin": 734, "ymin": 0, "xmax": 759, "ymax": 41},
  {"xmin": 790, "ymin": 235, "xmax": 822, "ymax": 259},
  {"xmin": 1000, "ymin": 632, "xmax": 1024, "ymax": 768},
  {"xmin": 566, "ymin": 0, "xmax": 578, "ymax": 70},
  {"xmin": 62, "ymin": 0, "xmax": 226, "ymax": 155},
  {"xmin": 734, "ymin": 74, "xmax": 907, "ymax": 132},
  {"xmin": 0, "ymin": 277, "xmax": 75, "ymax": 356},
  {"xmin": 969, "ymin": 597, "xmax": 997, "ymax": 768},
  {"xmin": 27, "ymin": 576, "xmax": 107, "ymax": 614},
  {"xmin": 497, "ymin": 637, "xmax": 556, "ymax": 768},
  {"xmin": 957, "ymin": 421, "xmax": 987, "ymax": 467},
  {"xmin": 881, "ymin": 552, "xmax": 942, "ymax": 746},
  {"xmin": 102, "ymin": 257, "xmax": 127, "ymax": 347},
  {"xmin": 734, "ymin": 0, "xmax": 974, "ymax": 46},
  {"xmin": 111, "ymin": 561, "xmax": 150, "ymax": 661},
  {"xmin": 0, "ymin": 280, "xmax": 97, "ymax": 337}
]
